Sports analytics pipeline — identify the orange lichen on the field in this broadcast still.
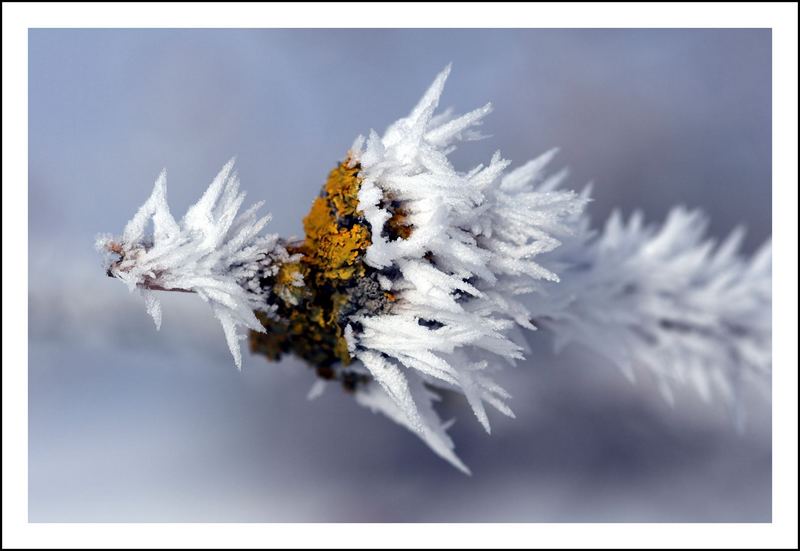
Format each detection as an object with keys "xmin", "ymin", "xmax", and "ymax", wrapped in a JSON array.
[
  {"xmin": 386, "ymin": 207, "xmax": 413, "ymax": 240},
  {"xmin": 301, "ymin": 161, "xmax": 370, "ymax": 283},
  {"xmin": 272, "ymin": 259, "xmax": 306, "ymax": 306},
  {"xmin": 249, "ymin": 159, "xmax": 370, "ymax": 372},
  {"xmin": 248, "ymin": 157, "xmax": 414, "ymax": 389}
]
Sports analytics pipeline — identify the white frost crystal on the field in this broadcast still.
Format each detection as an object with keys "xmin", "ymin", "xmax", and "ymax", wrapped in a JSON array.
[
  {"xmin": 345, "ymin": 65, "xmax": 587, "ymax": 471},
  {"xmin": 98, "ymin": 160, "xmax": 285, "ymax": 369},
  {"xmin": 100, "ymin": 65, "xmax": 771, "ymax": 473},
  {"xmin": 344, "ymin": 65, "xmax": 770, "ymax": 471},
  {"xmin": 531, "ymin": 207, "xmax": 772, "ymax": 413}
]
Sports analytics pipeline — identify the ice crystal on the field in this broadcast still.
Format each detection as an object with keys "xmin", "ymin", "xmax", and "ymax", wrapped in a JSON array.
[
  {"xmin": 100, "ymin": 65, "xmax": 772, "ymax": 473},
  {"xmin": 345, "ymin": 65, "xmax": 586, "ymax": 469},
  {"xmin": 530, "ymin": 207, "xmax": 772, "ymax": 416},
  {"xmin": 98, "ymin": 160, "xmax": 286, "ymax": 369}
]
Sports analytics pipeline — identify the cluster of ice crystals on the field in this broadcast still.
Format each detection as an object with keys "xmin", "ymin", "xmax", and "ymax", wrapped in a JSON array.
[
  {"xmin": 530, "ymin": 206, "xmax": 772, "ymax": 419},
  {"xmin": 347, "ymin": 65, "xmax": 587, "ymax": 471},
  {"xmin": 99, "ymin": 65, "xmax": 772, "ymax": 474},
  {"xmin": 98, "ymin": 160, "xmax": 284, "ymax": 369},
  {"xmin": 345, "ymin": 66, "xmax": 771, "ymax": 471}
]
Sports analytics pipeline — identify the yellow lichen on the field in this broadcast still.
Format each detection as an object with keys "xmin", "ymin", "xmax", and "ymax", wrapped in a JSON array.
[
  {"xmin": 250, "ymin": 159, "xmax": 369, "ymax": 371},
  {"xmin": 301, "ymin": 161, "xmax": 370, "ymax": 283},
  {"xmin": 249, "ymin": 158, "xmax": 415, "ymax": 386},
  {"xmin": 273, "ymin": 259, "xmax": 306, "ymax": 306},
  {"xmin": 386, "ymin": 207, "xmax": 413, "ymax": 240}
]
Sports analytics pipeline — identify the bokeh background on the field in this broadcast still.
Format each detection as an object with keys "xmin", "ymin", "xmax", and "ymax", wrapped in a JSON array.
[{"xmin": 29, "ymin": 29, "xmax": 771, "ymax": 522}]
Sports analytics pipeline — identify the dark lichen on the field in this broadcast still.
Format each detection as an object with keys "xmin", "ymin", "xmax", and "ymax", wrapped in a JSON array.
[{"xmin": 249, "ymin": 159, "xmax": 409, "ymax": 392}]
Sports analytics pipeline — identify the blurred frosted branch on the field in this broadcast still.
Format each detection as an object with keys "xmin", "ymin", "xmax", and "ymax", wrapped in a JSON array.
[{"xmin": 531, "ymin": 207, "xmax": 771, "ymax": 423}]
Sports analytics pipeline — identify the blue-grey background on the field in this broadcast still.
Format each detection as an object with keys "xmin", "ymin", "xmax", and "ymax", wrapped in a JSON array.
[{"xmin": 29, "ymin": 29, "xmax": 771, "ymax": 522}]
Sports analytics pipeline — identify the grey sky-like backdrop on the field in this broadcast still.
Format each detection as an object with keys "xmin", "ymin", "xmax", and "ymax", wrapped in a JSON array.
[{"xmin": 29, "ymin": 29, "xmax": 771, "ymax": 522}]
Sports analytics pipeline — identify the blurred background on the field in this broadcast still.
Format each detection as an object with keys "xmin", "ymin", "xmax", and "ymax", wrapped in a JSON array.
[{"xmin": 29, "ymin": 29, "xmax": 771, "ymax": 522}]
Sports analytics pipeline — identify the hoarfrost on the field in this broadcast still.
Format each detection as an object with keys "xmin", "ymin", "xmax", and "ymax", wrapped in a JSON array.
[{"xmin": 99, "ymin": 160, "xmax": 284, "ymax": 369}]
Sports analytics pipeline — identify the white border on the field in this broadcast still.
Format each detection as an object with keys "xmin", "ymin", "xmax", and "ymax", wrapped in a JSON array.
[{"xmin": 3, "ymin": 2, "xmax": 797, "ymax": 549}]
